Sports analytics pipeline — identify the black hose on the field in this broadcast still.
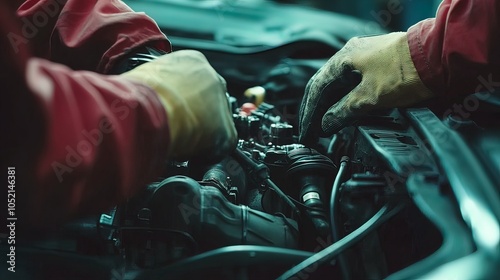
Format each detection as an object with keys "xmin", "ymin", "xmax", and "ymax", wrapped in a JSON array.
[
  {"xmin": 135, "ymin": 245, "xmax": 314, "ymax": 280},
  {"xmin": 330, "ymin": 156, "xmax": 349, "ymax": 239},
  {"xmin": 329, "ymin": 156, "xmax": 350, "ymax": 279},
  {"xmin": 326, "ymin": 134, "xmax": 338, "ymax": 158},
  {"xmin": 276, "ymin": 202, "xmax": 405, "ymax": 280}
]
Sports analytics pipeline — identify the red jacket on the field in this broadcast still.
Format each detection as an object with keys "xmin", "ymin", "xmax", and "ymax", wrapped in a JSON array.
[
  {"xmin": 1, "ymin": 0, "xmax": 171, "ymax": 226},
  {"xmin": 408, "ymin": 0, "xmax": 500, "ymax": 98}
]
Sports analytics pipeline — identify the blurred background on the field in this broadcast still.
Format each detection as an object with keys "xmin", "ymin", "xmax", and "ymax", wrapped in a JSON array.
[
  {"xmin": 280, "ymin": 0, "xmax": 442, "ymax": 31},
  {"xmin": 122, "ymin": 0, "xmax": 446, "ymax": 108}
]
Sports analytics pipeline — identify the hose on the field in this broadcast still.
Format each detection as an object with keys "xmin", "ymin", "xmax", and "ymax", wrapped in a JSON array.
[
  {"xmin": 330, "ymin": 156, "xmax": 350, "ymax": 279},
  {"xmin": 330, "ymin": 156, "xmax": 349, "ymax": 240},
  {"xmin": 326, "ymin": 134, "xmax": 338, "ymax": 158},
  {"xmin": 276, "ymin": 202, "xmax": 405, "ymax": 280}
]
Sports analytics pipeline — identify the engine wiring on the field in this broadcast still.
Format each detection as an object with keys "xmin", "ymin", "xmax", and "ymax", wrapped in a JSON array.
[
  {"xmin": 232, "ymin": 147, "xmax": 301, "ymax": 217},
  {"xmin": 274, "ymin": 212, "xmax": 301, "ymax": 235},
  {"xmin": 276, "ymin": 202, "xmax": 407, "ymax": 280},
  {"xmin": 329, "ymin": 155, "xmax": 351, "ymax": 279},
  {"xmin": 330, "ymin": 156, "xmax": 350, "ymax": 240}
]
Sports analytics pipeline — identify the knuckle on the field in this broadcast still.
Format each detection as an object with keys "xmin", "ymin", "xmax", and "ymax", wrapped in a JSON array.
[{"xmin": 180, "ymin": 50, "xmax": 209, "ymax": 63}]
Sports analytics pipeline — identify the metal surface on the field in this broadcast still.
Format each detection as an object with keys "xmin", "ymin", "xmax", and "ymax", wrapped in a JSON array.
[
  {"xmin": 405, "ymin": 108, "xmax": 500, "ymax": 278},
  {"xmin": 387, "ymin": 172, "xmax": 475, "ymax": 279}
]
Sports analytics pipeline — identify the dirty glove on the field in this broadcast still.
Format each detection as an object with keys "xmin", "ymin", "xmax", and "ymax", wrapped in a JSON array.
[
  {"xmin": 299, "ymin": 32, "xmax": 434, "ymax": 144},
  {"xmin": 122, "ymin": 50, "xmax": 237, "ymax": 160}
]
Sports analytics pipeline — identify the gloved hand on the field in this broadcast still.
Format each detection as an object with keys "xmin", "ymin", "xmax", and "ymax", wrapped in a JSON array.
[
  {"xmin": 299, "ymin": 32, "xmax": 434, "ymax": 144},
  {"xmin": 122, "ymin": 50, "xmax": 237, "ymax": 161}
]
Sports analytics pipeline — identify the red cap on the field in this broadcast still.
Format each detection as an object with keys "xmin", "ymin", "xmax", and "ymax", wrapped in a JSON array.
[{"xmin": 239, "ymin": 103, "xmax": 258, "ymax": 116}]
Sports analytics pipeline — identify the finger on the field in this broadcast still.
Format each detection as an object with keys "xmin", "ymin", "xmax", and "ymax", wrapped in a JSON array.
[
  {"xmin": 320, "ymin": 96, "xmax": 355, "ymax": 136},
  {"xmin": 299, "ymin": 67, "xmax": 361, "ymax": 145},
  {"xmin": 298, "ymin": 59, "xmax": 352, "ymax": 136},
  {"xmin": 217, "ymin": 73, "xmax": 227, "ymax": 93},
  {"xmin": 320, "ymin": 81, "xmax": 371, "ymax": 135},
  {"xmin": 188, "ymin": 124, "xmax": 237, "ymax": 164}
]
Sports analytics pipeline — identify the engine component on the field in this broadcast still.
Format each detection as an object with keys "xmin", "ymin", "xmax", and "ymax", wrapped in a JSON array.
[
  {"xmin": 270, "ymin": 123, "xmax": 294, "ymax": 145},
  {"xmin": 198, "ymin": 157, "xmax": 246, "ymax": 204},
  {"xmin": 232, "ymin": 148, "xmax": 300, "ymax": 216},
  {"xmin": 234, "ymin": 115, "xmax": 261, "ymax": 140},
  {"xmin": 286, "ymin": 148, "xmax": 336, "ymax": 241},
  {"xmin": 148, "ymin": 176, "xmax": 299, "ymax": 252},
  {"xmin": 244, "ymin": 86, "xmax": 266, "ymax": 106}
]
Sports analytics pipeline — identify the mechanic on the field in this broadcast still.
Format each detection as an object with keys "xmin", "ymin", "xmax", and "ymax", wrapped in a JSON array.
[
  {"xmin": 299, "ymin": 0, "xmax": 500, "ymax": 142},
  {"xmin": 1, "ymin": 0, "xmax": 236, "ymax": 229}
]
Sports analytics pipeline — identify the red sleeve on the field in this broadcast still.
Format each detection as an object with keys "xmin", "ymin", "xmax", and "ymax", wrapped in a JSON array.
[
  {"xmin": 1, "ymin": 2, "xmax": 170, "ymax": 227},
  {"xmin": 28, "ymin": 58, "xmax": 170, "ymax": 223},
  {"xmin": 408, "ymin": 0, "xmax": 500, "ymax": 97},
  {"xmin": 17, "ymin": 0, "xmax": 171, "ymax": 73}
]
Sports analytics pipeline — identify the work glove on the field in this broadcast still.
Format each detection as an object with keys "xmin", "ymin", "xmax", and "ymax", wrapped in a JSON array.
[
  {"xmin": 122, "ymin": 50, "xmax": 237, "ymax": 161},
  {"xmin": 299, "ymin": 32, "xmax": 434, "ymax": 144}
]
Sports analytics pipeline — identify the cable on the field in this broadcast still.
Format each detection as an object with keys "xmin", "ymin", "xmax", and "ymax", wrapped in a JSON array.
[
  {"xmin": 135, "ymin": 245, "xmax": 314, "ymax": 280},
  {"xmin": 274, "ymin": 212, "xmax": 300, "ymax": 234},
  {"xmin": 329, "ymin": 156, "xmax": 350, "ymax": 279},
  {"xmin": 276, "ymin": 202, "xmax": 405, "ymax": 280},
  {"xmin": 330, "ymin": 156, "xmax": 349, "ymax": 239},
  {"xmin": 288, "ymin": 195, "xmax": 316, "ymax": 211},
  {"xmin": 232, "ymin": 148, "xmax": 300, "ymax": 216},
  {"xmin": 327, "ymin": 134, "xmax": 338, "ymax": 157},
  {"xmin": 265, "ymin": 178, "xmax": 301, "ymax": 217}
]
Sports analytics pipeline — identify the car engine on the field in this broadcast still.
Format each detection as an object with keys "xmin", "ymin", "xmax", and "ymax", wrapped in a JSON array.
[{"xmin": 17, "ymin": 84, "xmax": 500, "ymax": 279}]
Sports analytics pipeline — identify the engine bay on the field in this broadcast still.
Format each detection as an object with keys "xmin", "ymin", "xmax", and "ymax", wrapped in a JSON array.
[
  {"xmin": 14, "ymin": 88, "xmax": 500, "ymax": 279},
  {"xmin": 117, "ymin": 102, "xmax": 443, "ymax": 279}
]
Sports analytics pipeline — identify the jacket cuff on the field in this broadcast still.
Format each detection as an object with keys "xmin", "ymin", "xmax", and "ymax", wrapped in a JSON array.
[{"xmin": 407, "ymin": 19, "xmax": 446, "ymax": 96}]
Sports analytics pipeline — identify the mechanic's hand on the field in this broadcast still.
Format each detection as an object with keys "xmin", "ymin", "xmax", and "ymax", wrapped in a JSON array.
[
  {"xmin": 122, "ymin": 50, "xmax": 237, "ymax": 161},
  {"xmin": 299, "ymin": 32, "xmax": 434, "ymax": 144}
]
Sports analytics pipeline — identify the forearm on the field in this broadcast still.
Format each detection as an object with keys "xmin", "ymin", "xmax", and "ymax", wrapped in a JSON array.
[
  {"xmin": 17, "ymin": 0, "xmax": 171, "ymax": 73},
  {"xmin": 1, "ymin": 0, "xmax": 171, "ymax": 228},
  {"xmin": 26, "ymin": 58, "xmax": 170, "ymax": 225},
  {"xmin": 408, "ymin": 0, "xmax": 500, "ymax": 97}
]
